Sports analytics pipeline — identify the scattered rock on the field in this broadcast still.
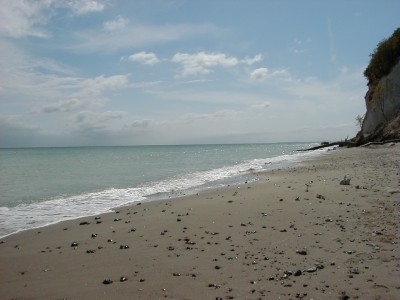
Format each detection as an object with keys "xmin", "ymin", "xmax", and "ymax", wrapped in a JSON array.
[
  {"xmin": 70, "ymin": 242, "xmax": 78, "ymax": 247},
  {"xmin": 79, "ymin": 221, "xmax": 90, "ymax": 225},
  {"xmin": 340, "ymin": 175, "xmax": 351, "ymax": 185},
  {"xmin": 294, "ymin": 270, "xmax": 302, "ymax": 276},
  {"xmin": 340, "ymin": 291, "xmax": 350, "ymax": 300},
  {"xmin": 102, "ymin": 279, "xmax": 113, "ymax": 285},
  {"xmin": 350, "ymin": 267, "xmax": 360, "ymax": 274},
  {"xmin": 296, "ymin": 249, "xmax": 307, "ymax": 255},
  {"xmin": 120, "ymin": 276, "xmax": 127, "ymax": 282},
  {"xmin": 306, "ymin": 267, "xmax": 317, "ymax": 273}
]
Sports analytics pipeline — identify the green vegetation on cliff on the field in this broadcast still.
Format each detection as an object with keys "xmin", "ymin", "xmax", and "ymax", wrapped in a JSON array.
[{"xmin": 364, "ymin": 28, "xmax": 400, "ymax": 88}]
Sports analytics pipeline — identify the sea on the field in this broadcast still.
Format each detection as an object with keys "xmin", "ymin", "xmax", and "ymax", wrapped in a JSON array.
[{"xmin": 0, "ymin": 143, "xmax": 329, "ymax": 238}]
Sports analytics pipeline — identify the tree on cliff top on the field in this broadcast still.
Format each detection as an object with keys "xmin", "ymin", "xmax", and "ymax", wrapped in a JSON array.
[{"xmin": 364, "ymin": 28, "xmax": 400, "ymax": 88}]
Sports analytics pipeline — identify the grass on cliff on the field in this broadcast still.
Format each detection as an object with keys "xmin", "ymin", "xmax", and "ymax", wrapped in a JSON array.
[{"xmin": 364, "ymin": 28, "xmax": 400, "ymax": 88}]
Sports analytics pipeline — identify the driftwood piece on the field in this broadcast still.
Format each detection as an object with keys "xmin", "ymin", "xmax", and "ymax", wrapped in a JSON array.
[
  {"xmin": 297, "ymin": 141, "xmax": 349, "ymax": 152},
  {"xmin": 360, "ymin": 139, "xmax": 400, "ymax": 147}
]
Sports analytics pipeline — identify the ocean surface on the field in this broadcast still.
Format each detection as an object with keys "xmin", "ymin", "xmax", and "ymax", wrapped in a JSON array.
[{"xmin": 0, "ymin": 143, "xmax": 328, "ymax": 238}]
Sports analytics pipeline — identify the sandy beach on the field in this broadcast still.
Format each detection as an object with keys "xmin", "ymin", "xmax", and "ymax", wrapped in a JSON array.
[{"xmin": 0, "ymin": 144, "xmax": 399, "ymax": 300}]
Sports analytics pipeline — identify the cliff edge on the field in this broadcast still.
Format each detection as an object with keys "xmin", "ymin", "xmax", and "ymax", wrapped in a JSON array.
[{"xmin": 354, "ymin": 29, "xmax": 400, "ymax": 145}]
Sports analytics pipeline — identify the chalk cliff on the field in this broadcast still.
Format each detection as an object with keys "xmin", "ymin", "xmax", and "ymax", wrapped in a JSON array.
[{"xmin": 357, "ymin": 60, "xmax": 400, "ymax": 143}]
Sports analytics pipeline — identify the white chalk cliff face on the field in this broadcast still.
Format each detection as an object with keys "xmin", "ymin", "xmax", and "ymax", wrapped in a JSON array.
[{"xmin": 361, "ymin": 61, "xmax": 400, "ymax": 140}]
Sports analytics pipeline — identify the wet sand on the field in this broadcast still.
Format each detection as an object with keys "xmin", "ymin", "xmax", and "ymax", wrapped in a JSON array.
[{"xmin": 0, "ymin": 144, "xmax": 399, "ymax": 299}]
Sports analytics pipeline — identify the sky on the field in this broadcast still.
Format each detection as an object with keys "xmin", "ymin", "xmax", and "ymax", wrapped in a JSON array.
[{"xmin": 0, "ymin": 0, "xmax": 399, "ymax": 147}]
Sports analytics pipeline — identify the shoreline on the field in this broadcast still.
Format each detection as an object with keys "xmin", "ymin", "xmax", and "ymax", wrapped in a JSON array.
[
  {"xmin": 0, "ymin": 145, "xmax": 326, "ymax": 240},
  {"xmin": 1, "ymin": 144, "xmax": 399, "ymax": 299}
]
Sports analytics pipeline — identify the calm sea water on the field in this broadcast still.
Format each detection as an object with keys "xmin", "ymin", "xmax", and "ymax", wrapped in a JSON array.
[{"xmin": 0, "ymin": 143, "xmax": 325, "ymax": 237}]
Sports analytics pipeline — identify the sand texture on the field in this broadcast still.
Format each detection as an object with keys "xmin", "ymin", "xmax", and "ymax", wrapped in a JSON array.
[{"xmin": 0, "ymin": 144, "xmax": 399, "ymax": 299}]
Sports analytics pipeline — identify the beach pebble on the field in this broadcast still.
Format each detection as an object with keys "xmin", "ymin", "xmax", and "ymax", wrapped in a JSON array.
[
  {"xmin": 340, "ymin": 291, "xmax": 350, "ymax": 300},
  {"xmin": 296, "ymin": 249, "xmax": 307, "ymax": 255},
  {"xmin": 294, "ymin": 270, "xmax": 302, "ymax": 276},
  {"xmin": 306, "ymin": 267, "xmax": 317, "ymax": 273},
  {"xmin": 340, "ymin": 176, "xmax": 351, "ymax": 185},
  {"xmin": 70, "ymin": 242, "xmax": 78, "ymax": 247},
  {"xmin": 120, "ymin": 276, "xmax": 127, "ymax": 282},
  {"xmin": 79, "ymin": 221, "xmax": 90, "ymax": 225},
  {"xmin": 120, "ymin": 245, "xmax": 129, "ymax": 249},
  {"xmin": 102, "ymin": 279, "xmax": 113, "ymax": 285},
  {"xmin": 350, "ymin": 267, "xmax": 359, "ymax": 274}
]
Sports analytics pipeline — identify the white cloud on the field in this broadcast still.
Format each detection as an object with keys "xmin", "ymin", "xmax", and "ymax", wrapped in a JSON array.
[
  {"xmin": 103, "ymin": 16, "xmax": 129, "ymax": 31},
  {"xmin": 172, "ymin": 52, "xmax": 239, "ymax": 77},
  {"xmin": 66, "ymin": 0, "xmax": 105, "ymax": 15},
  {"xmin": 241, "ymin": 54, "xmax": 263, "ymax": 65},
  {"xmin": 128, "ymin": 51, "xmax": 160, "ymax": 65},
  {"xmin": 72, "ymin": 110, "xmax": 127, "ymax": 136},
  {"xmin": 70, "ymin": 23, "xmax": 216, "ymax": 53},
  {"xmin": 250, "ymin": 68, "xmax": 268, "ymax": 81},
  {"xmin": 38, "ymin": 74, "xmax": 130, "ymax": 114},
  {"xmin": 40, "ymin": 97, "xmax": 104, "ymax": 114},
  {"xmin": 81, "ymin": 74, "xmax": 130, "ymax": 93},
  {"xmin": 181, "ymin": 110, "xmax": 238, "ymax": 121},
  {"xmin": 0, "ymin": 0, "xmax": 106, "ymax": 39},
  {"xmin": 130, "ymin": 119, "xmax": 152, "ymax": 129},
  {"xmin": 251, "ymin": 101, "xmax": 271, "ymax": 109},
  {"xmin": 0, "ymin": 1, "xmax": 51, "ymax": 38}
]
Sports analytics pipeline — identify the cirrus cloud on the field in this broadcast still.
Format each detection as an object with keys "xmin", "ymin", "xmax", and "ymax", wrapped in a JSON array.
[{"xmin": 103, "ymin": 16, "xmax": 129, "ymax": 31}]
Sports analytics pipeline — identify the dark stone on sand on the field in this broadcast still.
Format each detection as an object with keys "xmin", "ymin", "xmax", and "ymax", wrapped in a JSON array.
[
  {"xmin": 173, "ymin": 272, "xmax": 181, "ymax": 276},
  {"xmin": 296, "ymin": 249, "xmax": 307, "ymax": 255},
  {"xmin": 102, "ymin": 279, "xmax": 113, "ymax": 285},
  {"xmin": 139, "ymin": 279, "xmax": 145, "ymax": 282},
  {"xmin": 214, "ymin": 265, "xmax": 221, "ymax": 270},
  {"xmin": 294, "ymin": 270, "xmax": 302, "ymax": 276},
  {"xmin": 70, "ymin": 242, "xmax": 78, "ymax": 247},
  {"xmin": 120, "ymin": 276, "xmax": 127, "ymax": 282},
  {"xmin": 350, "ymin": 267, "xmax": 359, "ymax": 274},
  {"xmin": 120, "ymin": 245, "xmax": 129, "ymax": 249},
  {"xmin": 340, "ymin": 291, "xmax": 350, "ymax": 300},
  {"xmin": 86, "ymin": 250, "xmax": 95, "ymax": 254},
  {"xmin": 91, "ymin": 233, "xmax": 97, "ymax": 238},
  {"xmin": 79, "ymin": 221, "xmax": 90, "ymax": 225}
]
